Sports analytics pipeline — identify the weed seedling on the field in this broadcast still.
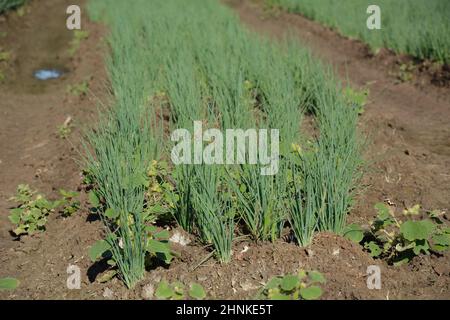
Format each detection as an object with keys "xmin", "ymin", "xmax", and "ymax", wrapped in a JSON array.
[
  {"xmin": 57, "ymin": 125, "xmax": 71, "ymax": 139},
  {"xmin": 344, "ymin": 203, "xmax": 450, "ymax": 265},
  {"xmin": 8, "ymin": 185, "xmax": 82, "ymax": 235},
  {"xmin": 8, "ymin": 185, "xmax": 59, "ymax": 236},
  {"xmin": 0, "ymin": 50, "xmax": 11, "ymax": 62},
  {"xmin": 68, "ymin": 30, "xmax": 90, "ymax": 56},
  {"xmin": 343, "ymin": 87, "xmax": 369, "ymax": 115},
  {"xmin": 155, "ymin": 280, "xmax": 206, "ymax": 300},
  {"xmin": 67, "ymin": 80, "xmax": 89, "ymax": 97},
  {"xmin": 58, "ymin": 189, "xmax": 80, "ymax": 217},
  {"xmin": 144, "ymin": 160, "xmax": 178, "ymax": 222},
  {"xmin": 257, "ymin": 270, "xmax": 325, "ymax": 300},
  {"xmin": 391, "ymin": 62, "xmax": 415, "ymax": 83},
  {"xmin": 57, "ymin": 117, "xmax": 73, "ymax": 139}
]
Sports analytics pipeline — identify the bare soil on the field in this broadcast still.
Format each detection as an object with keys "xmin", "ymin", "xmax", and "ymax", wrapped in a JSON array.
[{"xmin": 0, "ymin": 0, "xmax": 449, "ymax": 300}]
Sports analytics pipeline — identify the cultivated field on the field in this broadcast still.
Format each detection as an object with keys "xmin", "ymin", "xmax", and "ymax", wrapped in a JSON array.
[
  {"xmin": 271, "ymin": 0, "xmax": 450, "ymax": 64},
  {"xmin": 0, "ymin": 0, "xmax": 449, "ymax": 301}
]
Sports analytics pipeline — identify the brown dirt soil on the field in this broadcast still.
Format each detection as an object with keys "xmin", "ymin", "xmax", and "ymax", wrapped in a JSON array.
[
  {"xmin": 0, "ymin": 0, "xmax": 449, "ymax": 300},
  {"xmin": 0, "ymin": 0, "xmax": 108, "ymax": 299}
]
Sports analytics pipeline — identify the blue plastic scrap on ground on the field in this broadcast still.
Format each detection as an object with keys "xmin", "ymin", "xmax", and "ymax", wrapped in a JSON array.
[{"xmin": 33, "ymin": 69, "xmax": 63, "ymax": 80}]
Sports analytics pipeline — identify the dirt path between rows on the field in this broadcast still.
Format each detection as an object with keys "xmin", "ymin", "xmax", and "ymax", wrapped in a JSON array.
[
  {"xmin": 0, "ymin": 0, "xmax": 109, "ymax": 299},
  {"xmin": 0, "ymin": 0, "xmax": 106, "ymax": 248}
]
